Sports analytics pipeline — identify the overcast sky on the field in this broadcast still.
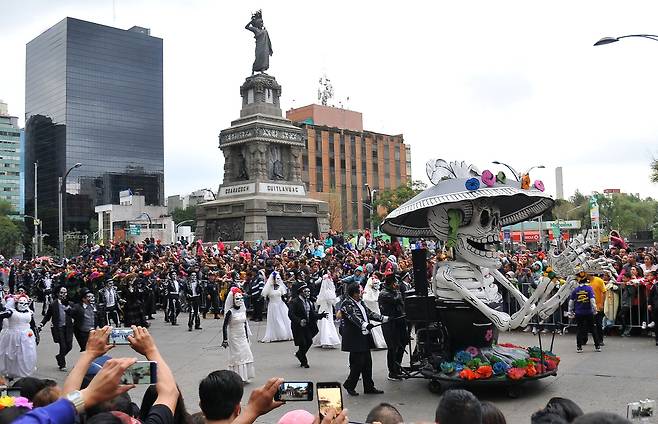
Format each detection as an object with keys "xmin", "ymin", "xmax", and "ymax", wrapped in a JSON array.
[{"xmin": 3, "ymin": 0, "xmax": 658, "ymax": 200}]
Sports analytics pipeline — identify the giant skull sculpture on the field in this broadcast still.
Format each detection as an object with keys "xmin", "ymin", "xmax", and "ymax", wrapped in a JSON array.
[{"xmin": 382, "ymin": 160, "xmax": 612, "ymax": 340}]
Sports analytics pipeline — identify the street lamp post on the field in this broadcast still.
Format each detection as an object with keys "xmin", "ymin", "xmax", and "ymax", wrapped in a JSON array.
[
  {"xmin": 59, "ymin": 163, "xmax": 82, "ymax": 258},
  {"xmin": 135, "ymin": 212, "xmax": 153, "ymax": 239},
  {"xmin": 202, "ymin": 188, "xmax": 217, "ymax": 201},
  {"xmin": 365, "ymin": 183, "xmax": 378, "ymax": 234},
  {"xmin": 594, "ymin": 34, "xmax": 658, "ymax": 46}
]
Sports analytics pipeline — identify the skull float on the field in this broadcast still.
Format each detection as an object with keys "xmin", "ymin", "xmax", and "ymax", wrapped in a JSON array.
[{"xmin": 381, "ymin": 160, "xmax": 588, "ymax": 362}]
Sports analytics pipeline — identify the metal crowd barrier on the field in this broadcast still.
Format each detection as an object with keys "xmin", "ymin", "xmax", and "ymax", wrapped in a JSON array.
[{"xmin": 500, "ymin": 281, "xmax": 654, "ymax": 333}]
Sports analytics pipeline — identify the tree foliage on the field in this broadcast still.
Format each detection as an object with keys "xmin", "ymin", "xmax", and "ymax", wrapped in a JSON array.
[
  {"xmin": 372, "ymin": 180, "xmax": 427, "ymax": 227},
  {"xmin": 0, "ymin": 200, "xmax": 22, "ymax": 257},
  {"xmin": 652, "ymin": 159, "xmax": 658, "ymax": 184},
  {"xmin": 171, "ymin": 206, "xmax": 197, "ymax": 231},
  {"xmin": 552, "ymin": 192, "xmax": 658, "ymax": 238}
]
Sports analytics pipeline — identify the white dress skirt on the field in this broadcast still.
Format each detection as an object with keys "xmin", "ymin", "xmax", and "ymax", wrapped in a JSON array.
[
  {"xmin": 226, "ymin": 307, "xmax": 255, "ymax": 383},
  {"xmin": 0, "ymin": 309, "xmax": 37, "ymax": 378},
  {"xmin": 363, "ymin": 281, "xmax": 387, "ymax": 349},
  {"xmin": 313, "ymin": 276, "xmax": 341, "ymax": 347},
  {"xmin": 261, "ymin": 284, "xmax": 294, "ymax": 342}
]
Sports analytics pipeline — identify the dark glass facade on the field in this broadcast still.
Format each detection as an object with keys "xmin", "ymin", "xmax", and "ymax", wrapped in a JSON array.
[{"xmin": 25, "ymin": 18, "xmax": 164, "ymax": 248}]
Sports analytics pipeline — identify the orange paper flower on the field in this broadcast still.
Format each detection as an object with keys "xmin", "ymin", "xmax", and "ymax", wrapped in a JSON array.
[
  {"xmin": 476, "ymin": 365, "xmax": 493, "ymax": 379},
  {"xmin": 526, "ymin": 364, "xmax": 537, "ymax": 377},
  {"xmin": 507, "ymin": 367, "xmax": 526, "ymax": 380},
  {"xmin": 521, "ymin": 174, "xmax": 531, "ymax": 189},
  {"xmin": 459, "ymin": 369, "xmax": 479, "ymax": 380}
]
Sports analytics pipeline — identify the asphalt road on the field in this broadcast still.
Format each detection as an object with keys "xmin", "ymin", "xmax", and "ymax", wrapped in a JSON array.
[{"xmin": 30, "ymin": 310, "xmax": 658, "ymax": 423}]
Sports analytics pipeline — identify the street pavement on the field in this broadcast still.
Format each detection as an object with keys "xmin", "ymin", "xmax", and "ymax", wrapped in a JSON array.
[{"xmin": 31, "ymin": 310, "xmax": 658, "ymax": 423}]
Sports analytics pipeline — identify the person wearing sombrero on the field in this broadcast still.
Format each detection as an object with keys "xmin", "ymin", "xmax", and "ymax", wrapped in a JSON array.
[{"xmin": 288, "ymin": 282, "xmax": 327, "ymax": 368}]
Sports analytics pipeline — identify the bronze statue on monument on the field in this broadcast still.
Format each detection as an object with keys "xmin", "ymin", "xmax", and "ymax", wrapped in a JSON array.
[{"xmin": 245, "ymin": 10, "xmax": 273, "ymax": 74}]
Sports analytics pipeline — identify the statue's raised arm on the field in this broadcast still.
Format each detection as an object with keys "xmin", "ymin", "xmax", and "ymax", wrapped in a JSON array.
[{"xmin": 245, "ymin": 10, "xmax": 273, "ymax": 74}]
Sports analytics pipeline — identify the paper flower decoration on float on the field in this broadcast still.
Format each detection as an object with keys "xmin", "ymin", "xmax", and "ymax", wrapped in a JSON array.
[
  {"xmin": 534, "ymin": 180, "xmax": 545, "ymax": 192},
  {"xmin": 521, "ymin": 174, "xmax": 531, "ymax": 190},
  {"xmin": 481, "ymin": 170, "xmax": 495, "ymax": 187}
]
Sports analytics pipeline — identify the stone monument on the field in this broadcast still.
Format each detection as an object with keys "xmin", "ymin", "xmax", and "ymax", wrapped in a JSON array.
[{"xmin": 195, "ymin": 11, "xmax": 329, "ymax": 242}]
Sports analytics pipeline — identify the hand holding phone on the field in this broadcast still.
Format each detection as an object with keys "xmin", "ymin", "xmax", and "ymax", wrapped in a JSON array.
[
  {"xmin": 120, "ymin": 361, "xmax": 157, "ymax": 385},
  {"xmin": 273, "ymin": 381, "xmax": 313, "ymax": 402},
  {"xmin": 109, "ymin": 328, "xmax": 134, "ymax": 345},
  {"xmin": 317, "ymin": 382, "xmax": 343, "ymax": 419}
]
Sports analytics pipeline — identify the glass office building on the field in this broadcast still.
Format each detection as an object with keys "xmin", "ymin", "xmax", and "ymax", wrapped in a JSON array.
[
  {"xmin": 0, "ymin": 101, "xmax": 22, "ymax": 215},
  {"xmin": 25, "ymin": 18, "xmax": 163, "ymax": 248}
]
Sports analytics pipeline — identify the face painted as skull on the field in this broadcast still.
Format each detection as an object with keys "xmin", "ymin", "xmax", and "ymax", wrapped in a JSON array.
[
  {"xmin": 234, "ymin": 293, "xmax": 244, "ymax": 308},
  {"xmin": 16, "ymin": 297, "xmax": 30, "ymax": 312}
]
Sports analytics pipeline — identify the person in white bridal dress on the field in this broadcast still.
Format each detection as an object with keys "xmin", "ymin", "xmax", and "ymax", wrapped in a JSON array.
[
  {"xmin": 222, "ymin": 288, "xmax": 255, "ymax": 383},
  {"xmin": 260, "ymin": 271, "xmax": 293, "ymax": 342},
  {"xmin": 313, "ymin": 273, "xmax": 341, "ymax": 348},
  {"xmin": 363, "ymin": 272, "xmax": 387, "ymax": 349}
]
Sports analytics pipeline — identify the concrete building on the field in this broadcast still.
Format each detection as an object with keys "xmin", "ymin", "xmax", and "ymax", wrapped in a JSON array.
[
  {"xmin": 0, "ymin": 100, "xmax": 22, "ymax": 215},
  {"xmin": 286, "ymin": 104, "xmax": 410, "ymax": 231},
  {"xmin": 167, "ymin": 189, "xmax": 215, "ymax": 213},
  {"xmin": 25, "ymin": 18, "xmax": 164, "ymax": 249},
  {"xmin": 95, "ymin": 191, "xmax": 173, "ymax": 244}
]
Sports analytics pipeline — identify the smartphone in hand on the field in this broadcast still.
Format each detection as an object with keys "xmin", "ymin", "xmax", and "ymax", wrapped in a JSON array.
[
  {"xmin": 109, "ymin": 328, "xmax": 134, "ymax": 345},
  {"xmin": 120, "ymin": 361, "xmax": 157, "ymax": 385},
  {"xmin": 274, "ymin": 382, "xmax": 314, "ymax": 401},
  {"xmin": 317, "ymin": 382, "xmax": 343, "ymax": 418}
]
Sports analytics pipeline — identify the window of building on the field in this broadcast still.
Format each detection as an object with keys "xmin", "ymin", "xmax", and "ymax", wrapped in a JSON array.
[{"xmin": 328, "ymin": 132, "xmax": 334, "ymax": 158}]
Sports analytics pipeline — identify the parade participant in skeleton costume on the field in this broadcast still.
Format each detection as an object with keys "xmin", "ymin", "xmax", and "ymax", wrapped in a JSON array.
[
  {"xmin": 165, "ymin": 271, "xmax": 181, "ymax": 326},
  {"xmin": 260, "ymin": 271, "xmax": 293, "ymax": 342},
  {"xmin": 363, "ymin": 273, "xmax": 387, "ymax": 349},
  {"xmin": 70, "ymin": 289, "xmax": 97, "ymax": 351},
  {"xmin": 184, "ymin": 271, "xmax": 202, "ymax": 331},
  {"xmin": 313, "ymin": 273, "xmax": 341, "ymax": 348},
  {"xmin": 0, "ymin": 294, "xmax": 38, "ymax": 378},
  {"xmin": 98, "ymin": 279, "xmax": 121, "ymax": 327},
  {"xmin": 222, "ymin": 288, "xmax": 255, "ymax": 383},
  {"xmin": 381, "ymin": 159, "xmax": 614, "ymax": 354}
]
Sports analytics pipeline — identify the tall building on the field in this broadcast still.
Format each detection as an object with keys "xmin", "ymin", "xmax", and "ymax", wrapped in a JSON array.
[
  {"xmin": 0, "ymin": 100, "xmax": 22, "ymax": 215},
  {"xmin": 555, "ymin": 166, "xmax": 564, "ymax": 200},
  {"xmin": 25, "ymin": 18, "xmax": 164, "ymax": 248},
  {"xmin": 287, "ymin": 104, "xmax": 410, "ymax": 231}
]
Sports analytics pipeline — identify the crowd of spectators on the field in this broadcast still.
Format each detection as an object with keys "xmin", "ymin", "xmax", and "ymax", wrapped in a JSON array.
[
  {"xmin": 496, "ymin": 241, "xmax": 658, "ymax": 339},
  {"xmin": 0, "ymin": 328, "xmax": 636, "ymax": 423}
]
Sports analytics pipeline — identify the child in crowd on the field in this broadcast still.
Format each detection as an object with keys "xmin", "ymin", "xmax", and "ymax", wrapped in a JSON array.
[{"xmin": 568, "ymin": 273, "xmax": 600, "ymax": 353}]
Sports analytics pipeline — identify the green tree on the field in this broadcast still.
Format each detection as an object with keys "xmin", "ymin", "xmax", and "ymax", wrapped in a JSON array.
[
  {"xmin": 171, "ymin": 206, "xmax": 197, "ymax": 231},
  {"xmin": 651, "ymin": 159, "xmax": 658, "ymax": 184},
  {"xmin": 372, "ymin": 180, "xmax": 427, "ymax": 227},
  {"xmin": 0, "ymin": 200, "xmax": 22, "ymax": 257}
]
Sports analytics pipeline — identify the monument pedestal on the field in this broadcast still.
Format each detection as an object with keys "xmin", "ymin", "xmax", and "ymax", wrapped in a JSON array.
[{"xmin": 196, "ymin": 73, "xmax": 329, "ymax": 242}]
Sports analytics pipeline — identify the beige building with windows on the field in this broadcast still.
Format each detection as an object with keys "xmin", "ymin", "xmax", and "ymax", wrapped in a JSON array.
[{"xmin": 287, "ymin": 104, "xmax": 411, "ymax": 231}]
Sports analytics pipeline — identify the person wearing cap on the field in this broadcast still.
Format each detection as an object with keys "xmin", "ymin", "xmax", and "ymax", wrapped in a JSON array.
[
  {"xmin": 70, "ymin": 290, "xmax": 97, "ymax": 352},
  {"xmin": 340, "ymin": 283, "xmax": 388, "ymax": 396},
  {"xmin": 288, "ymin": 282, "xmax": 327, "ymax": 368},
  {"xmin": 568, "ymin": 272, "xmax": 600, "ymax": 353},
  {"xmin": 379, "ymin": 274, "xmax": 409, "ymax": 380}
]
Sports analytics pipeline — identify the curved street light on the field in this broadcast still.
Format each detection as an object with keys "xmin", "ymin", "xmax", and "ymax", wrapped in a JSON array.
[
  {"xmin": 135, "ymin": 212, "xmax": 153, "ymax": 239},
  {"xmin": 59, "ymin": 162, "xmax": 82, "ymax": 257},
  {"xmin": 594, "ymin": 34, "xmax": 658, "ymax": 46}
]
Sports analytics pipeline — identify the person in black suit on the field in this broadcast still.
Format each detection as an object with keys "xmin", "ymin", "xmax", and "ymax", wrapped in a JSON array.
[
  {"xmin": 378, "ymin": 273, "xmax": 409, "ymax": 380},
  {"xmin": 340, "ymin": 283, "xmax": 388, "ymax": 396},
  {"xmin": 38, "ymin": 286, "xmax": 74, "ymax": 371},
  {"xmin": 70, "ymin": 289, "xmax": 97, "ymax": 351},
  {"xmin": 166, "ymin": 272, "xmax": 182, "ymax": 326},
  {"xmin": 288, "ymin": 283, "xmax": 327, "ymax": 368}
]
